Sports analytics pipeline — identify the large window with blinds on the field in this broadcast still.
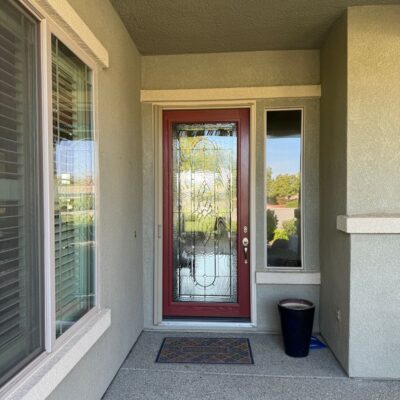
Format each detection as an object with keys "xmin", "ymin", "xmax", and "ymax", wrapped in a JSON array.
[
  {"xmin": 0, "ymin": 1, "xmax": 43, "ymax": 386},
  {"xmin": 0, "ymin": 0, "xmax": 98, "ymax": 388},
  {"xmin": 52, "ymin": 36, "xmax": 95, "ymax": 338}
]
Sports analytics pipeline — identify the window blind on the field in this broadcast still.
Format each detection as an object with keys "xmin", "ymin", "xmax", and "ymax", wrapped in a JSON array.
[
  {"xmin": 52, "ymin": 36, "xmax": 95, "ymax": 338},
  {"xmin": 0, "ymin": 1, "xmax": 42, "ymax": 386}
]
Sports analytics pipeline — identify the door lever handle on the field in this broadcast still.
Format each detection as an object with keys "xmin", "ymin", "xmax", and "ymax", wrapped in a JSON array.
[{"xmin": 242, "ymin": 237, "xmax": 249, "ymax": 264}]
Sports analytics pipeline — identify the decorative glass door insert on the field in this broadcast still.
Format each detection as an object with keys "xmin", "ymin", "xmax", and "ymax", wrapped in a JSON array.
[
  {"xmin": 172, "ymin": 122, "xmax": 238, "ymax": 303},
  {"xmin": 163, "ymin": 109, "xmax": 250, "ymax": 318}
]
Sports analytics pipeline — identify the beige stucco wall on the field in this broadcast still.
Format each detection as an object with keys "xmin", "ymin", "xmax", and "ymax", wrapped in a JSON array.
[
  {"xmin": 142, "ymin": 50, "xmax": 320, "ymax": 89},
  {"xmin": 320, "ymin": 5, "xmax": 400, "ymax": 379},
  {"xmin": 49, "ymin": 1, "xmax": 143, "ymax": 399},
  {"xmin": 349, "ymin": 234, "xmax": 400, "ymax": 378},
  {"xmin": 347, "ymin": 6, "xmax": 400, "ymax": 215},
  {"xmin": 141, "ymin": 51, "xmax": 321, "ymax": 332},
  {"xmin": 319, "ymin": 13, "xmax": 351, "ymax": 373},
  {"xmin": 346, "ymin": 6, "xmax": 400, "ymax": 378}
]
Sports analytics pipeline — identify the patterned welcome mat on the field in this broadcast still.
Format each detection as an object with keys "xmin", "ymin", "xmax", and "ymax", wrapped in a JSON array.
[{"xmin": 155, "ymin": 337, "xmax": 254, "ymax": 365}]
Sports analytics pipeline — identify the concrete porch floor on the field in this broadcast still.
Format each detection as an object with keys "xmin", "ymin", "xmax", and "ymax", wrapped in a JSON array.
[{"xmin": 103, "ymin": 331, "xmax": 400, "ymax": 399}]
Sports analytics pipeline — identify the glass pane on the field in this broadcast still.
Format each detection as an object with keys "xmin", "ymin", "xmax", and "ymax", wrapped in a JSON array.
[
  {"xmin": 0, "ymin": 2, "xmax": 43, "ymax": 385},
  {"xmin": 266, "ymin": 110, "xmax": 302, "ymax": 267},
  {"xmin": 52, "ymin": 36, "xmax": 95, "ymax": 337},
  {"xmin": 172, "ymin": 123, "xmax": 237, "ymax": 303}
]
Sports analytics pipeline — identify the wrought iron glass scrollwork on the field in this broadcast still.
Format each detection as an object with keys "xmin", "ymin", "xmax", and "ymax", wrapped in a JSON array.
[{"xmin": 172, "ymin": 123, "xmax": 238, "ymax": 303}]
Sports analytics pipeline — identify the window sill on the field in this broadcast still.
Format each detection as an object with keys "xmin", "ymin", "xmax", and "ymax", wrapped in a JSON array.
[
  {"xmin": 256, "ymin": 271, "xmax": 321, "ymax": 285},
  {"xmin": 1, "ymin": 308, "xmax": 111, "ymax": 400}
]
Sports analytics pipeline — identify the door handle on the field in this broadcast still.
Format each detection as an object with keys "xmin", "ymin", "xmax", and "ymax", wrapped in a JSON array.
[{"xmin": 242, "ymin": 237, "xmax": 249, "ymax": 264}]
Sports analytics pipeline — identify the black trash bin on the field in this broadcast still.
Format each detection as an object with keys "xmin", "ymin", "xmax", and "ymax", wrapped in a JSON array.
[{"xmin": 278, "ymin": 299, "xmax": 315, "ymax": 357}]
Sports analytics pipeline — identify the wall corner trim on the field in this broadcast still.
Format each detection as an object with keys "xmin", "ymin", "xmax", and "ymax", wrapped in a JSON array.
[
  {"xmin": 26, "ymin": 0, "xmax": 109, "ymax": 68},
  {"xmin": 140, "ymin": 85, "xmax": 321, "ymax": 103},
  {"xmin": 256, "ymin": 271, "xmax": 321, "ymax": 285},
  {"xmin": 1, "ymin": 309, "xmax": 111, "ymax": 400},
  {"xmin": 337, "ymin": 214, "xmax": 400, "ymax": 233}
]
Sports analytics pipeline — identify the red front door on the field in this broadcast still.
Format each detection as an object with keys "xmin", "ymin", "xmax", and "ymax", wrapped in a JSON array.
[{"xmin": 163, "ymin": 108, "xmax": 250, "ymax": 318}]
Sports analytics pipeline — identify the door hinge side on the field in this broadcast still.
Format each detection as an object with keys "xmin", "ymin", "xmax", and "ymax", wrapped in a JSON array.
[{"xmin": 157, "ymin": 224, "xmax": 162, "ymax": 239}]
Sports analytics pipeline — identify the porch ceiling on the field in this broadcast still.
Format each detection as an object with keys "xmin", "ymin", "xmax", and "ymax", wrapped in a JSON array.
[{"xmin": 110, "ymin": 0, "xmax": 399, "ymax": 55}]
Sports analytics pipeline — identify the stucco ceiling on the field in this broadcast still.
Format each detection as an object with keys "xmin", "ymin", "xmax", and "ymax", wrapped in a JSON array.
[{"xmin": 110, "ymin": 0, "xmax": 399, "ymax": 55}]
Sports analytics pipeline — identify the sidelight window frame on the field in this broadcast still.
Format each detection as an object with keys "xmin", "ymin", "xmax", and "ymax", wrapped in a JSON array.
[{"xmin": 264, "ymin": 107, "xmax": 305, "ymax": 270}]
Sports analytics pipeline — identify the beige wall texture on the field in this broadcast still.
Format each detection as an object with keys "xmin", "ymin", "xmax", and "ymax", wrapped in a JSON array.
[
  {"xmin": 319, "ymin": 12, "xmax": 351, "ymax": 373},
  {"xmin": 49, "ymin": 1, "xmax": 144, "ymax": 399},
  {"xmin": 346, "ymin": 6, "xmax": 400, "ymax": 378},
  {"xmin": 142, "ymin": 50, "xmax": 320, "ymax": 89},
  {"xmin": 320, "ymin": 5, "xmax": 400, "ymax": 379},
  {"xmin": 347, "ymin": 6, "xmax": 400, "ymax": 215},
  {"xmin": 141, "ymin": 52, "xmax": 321, "ymax": 332}
]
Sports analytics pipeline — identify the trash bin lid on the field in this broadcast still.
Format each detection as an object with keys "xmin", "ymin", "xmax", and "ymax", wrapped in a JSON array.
[{"xmin": 278, "ymin": 299, "xmax": 314, "ymax": 310}]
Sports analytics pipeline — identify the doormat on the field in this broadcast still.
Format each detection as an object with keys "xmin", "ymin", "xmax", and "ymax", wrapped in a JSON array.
[{"xmin": 155, "ymin": 337, "xmax": 254, "ymax": 365}]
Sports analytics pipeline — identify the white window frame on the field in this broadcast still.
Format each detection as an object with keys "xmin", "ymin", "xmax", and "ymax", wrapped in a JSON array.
[
  {"xmin": 264, "ymin": 107, "xmax": 305, "ymax": 271},
  {"xmin": 0, "ymin": 1, "xmax": 108, "ymax": 397},
  {"xmin": 41, "ymin": 16, "xmax": 101, "ymax": 353}
]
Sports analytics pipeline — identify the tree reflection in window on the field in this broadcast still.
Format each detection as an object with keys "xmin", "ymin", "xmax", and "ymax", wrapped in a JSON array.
[{"xmin": 266, "ymin": 110, "xmax": 302, "ymax": 267}]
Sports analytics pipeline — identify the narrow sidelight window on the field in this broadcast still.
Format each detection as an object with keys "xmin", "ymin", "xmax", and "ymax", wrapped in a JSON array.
[
  {"xmin": 52, "ymin": 36, "xmax": 95, "ymax": 337},
  {"xmin": 266, "ymin": 110, "xmax": 302, "ymax": 267},
  {"xmin": 0, "ymin": 1, "xmax": 43, "ymax": 385}
]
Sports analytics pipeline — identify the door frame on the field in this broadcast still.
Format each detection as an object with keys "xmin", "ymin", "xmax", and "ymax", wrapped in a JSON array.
[
  {"xmin": 152, "ymin": 101, "xmax": 257, "ymax": 327},
  {"xmin": 162, "ymin": 108, "xmax": 250, "ymax": 318}
]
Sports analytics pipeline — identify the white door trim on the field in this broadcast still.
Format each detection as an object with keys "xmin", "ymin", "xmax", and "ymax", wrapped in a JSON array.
[
  {"xmin": 152, "ymin": 101, "xmax": 257, "ymax": 327},
  {"xmin": 141, "ymin": 85, "xmax": 321, "ymax": 103}
]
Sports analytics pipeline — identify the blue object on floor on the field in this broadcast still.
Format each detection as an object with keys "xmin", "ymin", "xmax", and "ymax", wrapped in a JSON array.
[{"xmin": 310, "ymin": 336, "xmax": 326, "ymax": 349}]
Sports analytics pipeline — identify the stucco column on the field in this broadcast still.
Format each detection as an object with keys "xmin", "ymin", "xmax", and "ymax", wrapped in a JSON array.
[
  {"xmin": 321, "ymin": 5, "xmax": 400, "ymax": 379},
  {"xmin": 345, "ymin": 5, "xmax": 400, "ymax": 379}
]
